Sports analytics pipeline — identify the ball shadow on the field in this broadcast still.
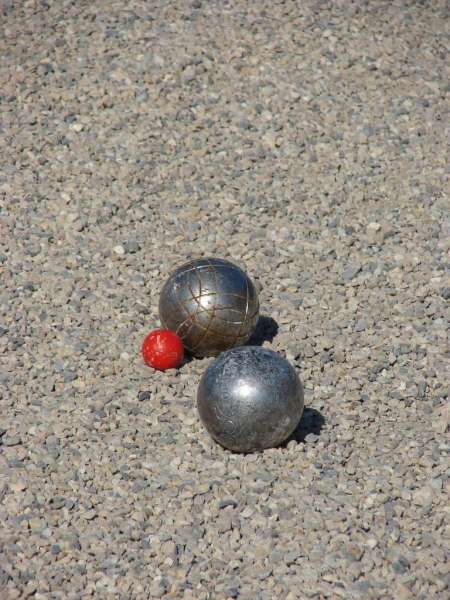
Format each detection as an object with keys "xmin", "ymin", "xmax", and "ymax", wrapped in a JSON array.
[
  {"xmin": 247, "ymin": 315, "xmax": 279, "ymax": 346},
  {"xmin": 283, "ymin": 407, "xmax": 325, "ymax": 445},
  {"xmin": 181, "ymin": 353, "xmax": 195, "ymax": 365}
]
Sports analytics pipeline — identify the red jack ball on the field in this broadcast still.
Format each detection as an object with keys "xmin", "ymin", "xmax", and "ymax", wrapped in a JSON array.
[{"xmin": 142, "ymin": 329, "xmax": 184, "ymax": 371}]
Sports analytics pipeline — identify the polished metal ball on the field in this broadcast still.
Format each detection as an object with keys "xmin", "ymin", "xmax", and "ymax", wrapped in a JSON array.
[
  {"xmin": 159, "ymin": 258, "xmax": 259, "ymax": 358},
  {"xmin": 197, "ymin": 346, "xmax": 304, "ymax": 452}
]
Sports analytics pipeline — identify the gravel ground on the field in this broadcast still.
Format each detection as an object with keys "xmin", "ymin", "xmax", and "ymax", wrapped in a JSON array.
[{"xmin": 1, "ymin": 1, "xmax": 449, "ymax": 599}]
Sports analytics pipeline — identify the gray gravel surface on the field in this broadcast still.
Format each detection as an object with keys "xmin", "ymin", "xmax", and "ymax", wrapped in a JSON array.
[{"xmin": 1, "ymin": 1, "xmax": 449, "ymax": 599}]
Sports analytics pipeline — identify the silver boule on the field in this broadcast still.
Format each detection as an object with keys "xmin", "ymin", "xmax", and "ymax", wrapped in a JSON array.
[
  {"xmin": 159, "ymin": 257, "xmax": 259, "ymax": 357},
  {"xmin": 197, "ymin": 346, "xmax": 304, "ymax": 452}
]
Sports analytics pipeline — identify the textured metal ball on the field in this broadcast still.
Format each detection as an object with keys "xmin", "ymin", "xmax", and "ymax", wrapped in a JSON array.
[
  {"xmin": 159, "ymin": 258, "xmax": 259, "ymax": 358},
  {"xmin": 197, "ymin": 346, "xmax": 304, "ymax": 452}
]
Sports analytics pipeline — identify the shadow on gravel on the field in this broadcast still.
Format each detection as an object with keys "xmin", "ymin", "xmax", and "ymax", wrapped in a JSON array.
[
  {"xmin": 284, "ymin": 407, "xmax": 325, "ymax": 445},
  {"xmin": 248, "ymin": 315, "xmax": 279, "ymax": 346}
]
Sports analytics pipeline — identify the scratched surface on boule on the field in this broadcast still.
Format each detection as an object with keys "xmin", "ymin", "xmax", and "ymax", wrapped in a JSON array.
[{"xmin": 197, "ymin": 347, "xmax": 304, "ymax": 452}]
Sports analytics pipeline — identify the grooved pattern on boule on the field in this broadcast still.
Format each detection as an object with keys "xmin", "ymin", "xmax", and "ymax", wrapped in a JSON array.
[{"xmin": 159, "ymin": 258, "xmax": 259, "ymax": 357}]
